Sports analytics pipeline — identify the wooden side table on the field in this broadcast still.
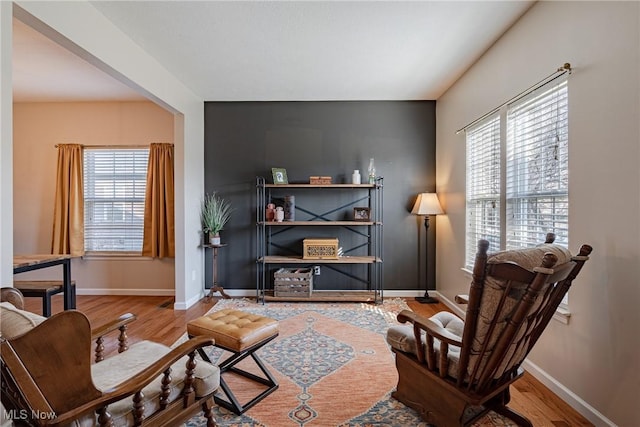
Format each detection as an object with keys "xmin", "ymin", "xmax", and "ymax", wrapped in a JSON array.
[{"xmin": 203, "ymin": 243, "xmax": 230, "ymax": 301}]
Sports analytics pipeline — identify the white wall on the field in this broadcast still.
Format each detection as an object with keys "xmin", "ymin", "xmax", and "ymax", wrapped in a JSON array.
[
  {"xmin": 0, "ymin": 8, "xmax": 14, "ymax": 425},
  {"xmin": 0, "ymin": 3, "xmax": 13, "ymax": 287},
  {"xmin": 436, "ymin": 2, "xmax": 639, "ymax": 426},
  {"xmin": 13, "ymin": 102, "xmax": 175, "ymax": 294},
  {"xmin": 6, "ymin": 1, "xmax": 206, "ymax": 307}
]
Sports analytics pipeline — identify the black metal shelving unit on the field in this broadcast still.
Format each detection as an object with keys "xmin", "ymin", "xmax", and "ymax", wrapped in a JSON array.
[{"xmin": 255, "ymin": 176, "xmax": 383, "ymax": 303}]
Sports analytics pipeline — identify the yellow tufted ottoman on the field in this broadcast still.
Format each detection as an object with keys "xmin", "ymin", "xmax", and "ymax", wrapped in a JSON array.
[{"xmin": 187, "ymin": 308, "xmax": 279, "ymax": 414}]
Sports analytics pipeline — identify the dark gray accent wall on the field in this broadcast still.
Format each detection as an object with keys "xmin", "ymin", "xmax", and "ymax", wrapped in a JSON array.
[{"xmin": 204, "ymin": 101, "xmax": 436, "ymax": 294}]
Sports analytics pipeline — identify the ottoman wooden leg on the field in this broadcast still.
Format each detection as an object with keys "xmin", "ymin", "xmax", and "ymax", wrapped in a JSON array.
[{"xmin": 193, "ymin": 334, "xmax": 279, "ymax": 415}]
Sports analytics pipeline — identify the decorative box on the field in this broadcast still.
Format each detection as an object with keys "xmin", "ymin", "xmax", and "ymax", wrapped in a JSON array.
[
  {"xmin": 303, "ymin": 238, "xmax": 340, "ymax": 260},
  {"xmin": 309, "ymin": 176, "xmax": 332, "ymax": 185},
  {"xmin": 274, "ymin": 268, "xmax": 313, "ymax": 297}
]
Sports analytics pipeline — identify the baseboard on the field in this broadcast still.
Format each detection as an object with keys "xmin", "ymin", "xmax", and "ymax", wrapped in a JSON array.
[
  {"xmin": 521, "ymin": 359, "xmax": 616, "ymax": 426},
  {"xmin": 206, "ymin": 289, "xmax": 430, "ymax": 299},
  {"xmin": 173, "ymin": 292, "xmax": 204, "ymax": 311},
  {"xmin": 75, "ymin": 288, "xmax": 430, "ymax": 299},
  {"xmin": 437, "ymin": 292, "xmax": 616, "ymax": 427},
  {"xmin": 384, "ymin": 290, "xmax": 438, "ymax": 298},
  {"xmin": 433, "ymin": 291, "xmax": 466, "ymax": 316},
  {"xmin": 75, "ymin": 288, "xmax": 205, "ymax": 310},
  {"xmin": 75, "ymin": 288, "xmax": 175, "ymax": 296}
]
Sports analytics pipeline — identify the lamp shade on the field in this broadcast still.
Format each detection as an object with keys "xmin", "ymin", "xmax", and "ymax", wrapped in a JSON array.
[{"xmin": 411, "ymin": 193, "xmax": 444, "ymax": 216}]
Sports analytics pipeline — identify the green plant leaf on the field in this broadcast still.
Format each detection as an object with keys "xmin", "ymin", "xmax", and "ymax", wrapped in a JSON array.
[{"xmin": 200, "ymin": 192, "xmax": 233, "ymax": 235}]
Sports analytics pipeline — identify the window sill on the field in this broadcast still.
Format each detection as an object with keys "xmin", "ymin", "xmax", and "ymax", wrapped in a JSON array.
[
  {"xmin": 83, "ymin": 252, "xmax": 154, "ymax": 261},
  {"xmin": 461, "ymin": 267, "xmax": 473, "ymax": 277},
  {"xmin": 553, "ymin": 306, "xmax": 571, "ymax": 324},
  {"xmin": 460, "ymin": 267, "xmax": 571, "ymax": 325}
]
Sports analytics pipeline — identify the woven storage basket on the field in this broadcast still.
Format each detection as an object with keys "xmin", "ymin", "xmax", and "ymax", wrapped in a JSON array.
[
  {"xmin": 303, "ymin": 238, "xmax": 339, "ymax": 260},
  {"xmin": 274, "ymin": 268, "xmax": 313, "ymax": 297}
]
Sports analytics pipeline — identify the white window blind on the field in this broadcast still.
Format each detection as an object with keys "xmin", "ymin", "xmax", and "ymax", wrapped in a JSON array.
[
  {"xmin": 465, "ymin": 115, "xmax": 501, "ymax": 269},
  {"xmin": 83, "ymin": 148, "xmax": 149, "ymax": 253},
  {"xmin": 465, "ymin": 78, "xmax": 569, "ymax": 269},
  {"xmin": 506, "ymin": 80, "xmax": 569, "ymax": 249}
]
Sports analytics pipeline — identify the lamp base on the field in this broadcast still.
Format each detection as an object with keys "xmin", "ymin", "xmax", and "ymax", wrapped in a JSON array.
[{"xmin": 415, "ymin": 295, "xmax": 439, "ymax": 304}]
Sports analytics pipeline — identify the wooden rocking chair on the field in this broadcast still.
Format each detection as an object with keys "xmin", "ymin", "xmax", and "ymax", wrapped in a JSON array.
[
  {"xmin": 0, "ymin": 288, "xmax": 220, "ymax": 426},
  {"xmin": 386, "ymin": 237, "xmax": 592, "ymax": 426}
]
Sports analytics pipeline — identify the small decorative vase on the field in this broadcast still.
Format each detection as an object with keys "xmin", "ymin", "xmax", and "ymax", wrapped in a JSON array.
[
  {"xmin": 275, "ymin": 207, "xmax": 284, "ymax": 222},
  {"xmin": 284, "ymin": 195, "xmax": 295, "ymax": 221},
  {"xmin": 352, "ymin": 169, "xmax": 361, "ymax": 184},
  {"xmin": 266, "ymin": 203, "xmax": 276, "ymax": 221},
  {"xmin": 210, "ymin": 234, "xmax": 221, "ymax": 245},
  {"xmin": 368, "ymin": 158, "xmax": 376, "ymax": 184}
]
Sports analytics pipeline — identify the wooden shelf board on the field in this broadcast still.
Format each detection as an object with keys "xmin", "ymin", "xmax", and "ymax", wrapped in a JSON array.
[
  {"xmin": 263, "ymin": 290, "xmax": 380, "ymax": 302},
  {"xmin": 260, "ymin": 255, "xmax": 381, "ymax": 264},
  {"xmin": 264, "ymin": 183, "xmax": 377, "ymax": 189},
  {"xmin": 260, "ymin": 221, "xmax": 376, "ymax": 226}
]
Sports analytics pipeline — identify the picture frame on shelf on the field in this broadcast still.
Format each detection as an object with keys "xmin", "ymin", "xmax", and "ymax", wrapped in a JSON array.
[
  {"xmin": 353, "ymin": 207, "xmax": 371, "ymax": 221},
  {"xmin": 272, "ymin": 168, "xmax": 288, "ymax": 185}
]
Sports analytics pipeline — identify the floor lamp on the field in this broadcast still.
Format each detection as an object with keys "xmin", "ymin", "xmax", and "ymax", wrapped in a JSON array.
[{"xmin": 411, "ymin": 192, "xmax": 444, "ymax": 304}]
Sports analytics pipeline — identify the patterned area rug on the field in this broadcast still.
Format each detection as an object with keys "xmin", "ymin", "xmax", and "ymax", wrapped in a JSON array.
[{"xmin": 182, "ymin": 298, "xmax": 514, "ymax": 427}]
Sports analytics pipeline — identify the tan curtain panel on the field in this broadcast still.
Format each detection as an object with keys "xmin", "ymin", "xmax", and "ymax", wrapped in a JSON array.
[
  {"xmin": 142, "ymin": 143, "xmax": 175, "ymax": 258},
  {"xmin": 51, "ymin": 144, "xmax": 84, "ymax": 256}
]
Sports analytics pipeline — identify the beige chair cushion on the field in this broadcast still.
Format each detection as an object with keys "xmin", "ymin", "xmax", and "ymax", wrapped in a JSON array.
[
  {"xmin": 386, "ymin": 311, "xmax": 464, "ymax": 378},
  {"xmin": 0, "ymin": 301, "xmax": 46, "ymax": 339},
  {"xmin": 471, "ymin": 243, "xmax": 573, "ymax": 378},
  {"xmin": 386, "ymin": 324, "xmax": 417, "ymax": 354},
  {"xmin": 82, "ymin": 340, "xmax": 220, "ymax": 427},
  {"xmin": 487, "ymin": 243, "xmax": 572, "ymax": 270}
]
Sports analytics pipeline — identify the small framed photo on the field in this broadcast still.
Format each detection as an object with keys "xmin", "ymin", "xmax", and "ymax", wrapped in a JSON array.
[
  {"xmin": 272, "ymin": 168, "xmax": 288, "ymax": 185},
  {"xmin": 353, "ymin": 207, "xmax": 371, "ymax": 221}
]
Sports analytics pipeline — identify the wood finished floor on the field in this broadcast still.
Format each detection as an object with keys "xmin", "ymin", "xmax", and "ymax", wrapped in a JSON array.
[{"xmin": 22, "ymin": 294, "xmax": 593, "ymax": 426}]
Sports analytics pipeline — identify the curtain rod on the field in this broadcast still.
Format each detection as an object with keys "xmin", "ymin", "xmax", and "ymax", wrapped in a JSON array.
[
  {"xmin": 54, "ymin": 144, "xmax": 163, "ymax": 149},
  {"xmin": 455, "ymin": 63, "xmax": 572, "ymax": 135}
]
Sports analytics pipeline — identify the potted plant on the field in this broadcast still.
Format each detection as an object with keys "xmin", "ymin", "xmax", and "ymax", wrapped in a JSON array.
[{"xmin": 201, "ymin": 192, "xmax": 232, "ymax": 245}]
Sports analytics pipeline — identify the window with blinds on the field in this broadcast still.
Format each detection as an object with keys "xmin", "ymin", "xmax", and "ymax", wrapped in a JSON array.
[
  {"xmin": 465, "ymin": 115, "xmax": 501, "ymax": 269},
  {"xmin": 506, "ymin": 81, "xmax": 569, "ymax": 249},
  {"xmin": 465, "ymin": 78, "xmax": 568, "ymax": 269},
  {"xmin": 83, "ymin": 148, "xmax": 149, "ymax": 253}
]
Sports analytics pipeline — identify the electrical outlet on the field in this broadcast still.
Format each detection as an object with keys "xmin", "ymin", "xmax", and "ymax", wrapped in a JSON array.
[{"xmin": 313, "ymin": 266, "xmax": 321, "ymax": 275}]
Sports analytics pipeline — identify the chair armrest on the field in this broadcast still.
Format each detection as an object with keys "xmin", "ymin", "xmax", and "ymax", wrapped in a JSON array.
[
  {"xmin": 397, "ymin": 309, "xmax": 463, "ymax": 375},
  {"xmin": 91, "ymin": 313, "xmax": 137, "ymax": 339},
  {"xmin": 397, "ymin": 310, "xmax": 462, "ymax": 347},
  {"xmin": 49, "ymin": 336, "xmax": 216, "ymax": 427},
  {"xmin": 91, "ymin": 313, "xmax": 137, "ymax": 362},
  {"xmin": 455, "ymin": 294, "xmax": 469, "ymax": 304},
  {"xmin": 101, "ymin": 336, "xmax": 216, "ymax": 394},
  {"xmin": 1, "ymin": 287, "xmax": 25, "ymax": 309}
]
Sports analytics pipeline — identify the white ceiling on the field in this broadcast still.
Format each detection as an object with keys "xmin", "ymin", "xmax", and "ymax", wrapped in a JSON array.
[
  {"xmin": 13, "ymin": 1, "xmax": 534, "ymax": 103},
  {"xmin": 12, "ymin": 19, "xmax": 146, "ymax": 102}
]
